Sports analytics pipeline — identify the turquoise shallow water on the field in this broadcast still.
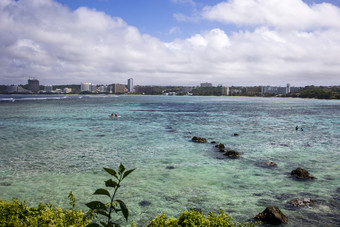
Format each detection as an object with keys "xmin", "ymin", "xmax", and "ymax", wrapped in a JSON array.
[{"xmin": 0, "ymin": 95, "xmax": 339, "ymax": 226}]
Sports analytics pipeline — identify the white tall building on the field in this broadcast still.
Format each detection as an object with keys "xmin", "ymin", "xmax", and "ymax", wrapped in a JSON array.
[
  {"xmin": 81, "ymin": 82, "xmax": 91, "ymax": 92},
  {"xmin": 127, "ymin": 78, "xmax": 133, "ymax": 93},
  {"xmin": 222, "ymin": 86, "xmax": 229, "ymax": 96},
  {"xmin": 44, "ymin": 85, "xmax": 53, "ymax": 93},
  {"xmin": 91, "ymin": 84, "xmax": 97, "ymax": 93}
]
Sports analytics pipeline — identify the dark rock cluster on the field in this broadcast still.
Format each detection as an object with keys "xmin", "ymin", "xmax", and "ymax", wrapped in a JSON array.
[
  {"xmin": 289, "ymin": 198, "xmax": 314, "ymax": 207},
  {"xmin": 191, "ymin": 136, "xmax": 207, "ymax": 143},
  {"xmin": 188, "ymin": 135, "xmax": 320, "ymax": 225},
  {"xmin": 223, "ymin": 150, "xmax": 240, "ymax": 158},
  {"xmin": 254, "ymin": 206, "xmax": 288, "ymax": 225},
  {"xmin": 291, "ymin": 167, "xmax": 316, "ymax": 179}
]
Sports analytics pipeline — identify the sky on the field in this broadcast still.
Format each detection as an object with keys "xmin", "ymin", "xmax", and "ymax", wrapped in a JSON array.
[{"xmin": 1, "ymin": 0, "xmax": 340, "ymax": 86}]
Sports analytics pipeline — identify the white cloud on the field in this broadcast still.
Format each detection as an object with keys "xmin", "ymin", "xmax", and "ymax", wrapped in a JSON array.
[
  {"xmin": 169, "ymin": 26, "xmax": 181, "ymax": 35},
  {"xmin": 202, "ymin": 0, "xmax": 340, "ymax": 30},
  {"xmin": 0, "ymin": 0, "xmax": 339, "ymax": 86}
]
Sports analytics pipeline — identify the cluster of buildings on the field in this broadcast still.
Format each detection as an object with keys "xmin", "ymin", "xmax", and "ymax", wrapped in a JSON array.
[
  {"xmin": 7, "ymin": 78, "xmax": 73, "ymax": 94},
  {"xmin": 4, "ymin": 77, "xmax": 299, "ymax": 97},
  {"xmin": 7, "ymin": 78, "xmax": 43, "ymax": 94},
  {"xmin": 5, "ymin": 78, "xmax": 134, "ymax": 94},
  {"xmin": 80, "ymin": 78, "xmax": 134, "ymax": 94},
  {"xmin": 218, "ymin": 83, "xmax": 295, "ymax": 96}
]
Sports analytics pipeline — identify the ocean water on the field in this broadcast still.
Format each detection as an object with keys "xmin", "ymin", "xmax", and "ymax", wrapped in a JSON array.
[{"xmin": 0, "ymin": 94, "xmax": 339, "ymax": 226}]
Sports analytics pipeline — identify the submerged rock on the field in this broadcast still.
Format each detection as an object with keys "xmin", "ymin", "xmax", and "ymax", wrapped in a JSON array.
[
  {"xmin": 166, "ymin": 166, "xmax": 175, "ymax": 170},
  {"xmin": 0, "ymin": 182, "xmax": 11, "ymax": 186},
  {"xmin": 291, "ymin": 168, "xmax": 316, "ymax": 179},
  {"xmin": 289, "ymin": 198, "xmax": 315, "ymax": 207},
  {"xmin": 254, "ymin": 206, "xmax": 288, "ymax": 225},
  {"xmin": 139, "ymin": 200, "xmax": 152, "ymax": 207},
  {"xmin": 266, "ymin": 161, "xmax": 277, "ymax": 167},
  {"xmin": 223, "ymin": 150, "xmax": 240, "ymax": 158},
  {"xmin": 256, "ymin": 161, "xmax": 278, "ymax": 168},
  {"xmin": 191, "ymin": 136, "xmax": 207, "ymax": 143},
  {"xmin": 210, "ymin": 141, "xmax": 217, "ymax": 144}
]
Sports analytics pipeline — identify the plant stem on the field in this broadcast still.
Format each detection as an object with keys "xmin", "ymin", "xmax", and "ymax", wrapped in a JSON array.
[{"xmin": 107, "ymin": 175, "xmax": 123, "ymax": 226}]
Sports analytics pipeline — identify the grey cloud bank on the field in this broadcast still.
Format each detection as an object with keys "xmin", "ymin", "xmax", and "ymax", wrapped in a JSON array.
[{"xmin": 0, "ymin": 0, "xmax": 339, "ymax": 86}]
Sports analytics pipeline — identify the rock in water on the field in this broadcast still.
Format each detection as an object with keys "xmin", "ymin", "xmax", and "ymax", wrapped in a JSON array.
[
  {"xmin": 255, "ymin": 206, "xmax": 288, "ymax": 225},
  {"xmin": 291, "ymin": 168, "xmax": 316, "ymax": 179},
  {"xmin": 191, "ymin": 136, "xmax": 207, "ymax": 143},
  {"xmin": 255, "ymin": 161, "xmax": 278, "ymax": 168},
  {"xmin": 223, "ymin": 150, "xmax": 240, "ymax": 158},
  {"xmin": 215, "ymin": 143, "xmax": 225, "ymax": 149},
  {"xmin": 266, "ymin": 161, "xmax": 278, "ymax": 167},
  {"xmin": 289, "ymin": 198, "xmax": 314, "ymax": 207}
]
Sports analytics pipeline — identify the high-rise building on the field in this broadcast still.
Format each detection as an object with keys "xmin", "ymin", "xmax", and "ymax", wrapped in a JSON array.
[
  {"xmin": 127, "ymin": 78, "xmax": 133, "ymax": 93},
  {"xmin": 222, "ymin": 86, "xmax": 229, "ymax": 96},
  {"xmin": 200, "ymin": 82, "xmax": 212, "ymax": 87},
  {"xmin": 28, "ymin": 78, "xmax": 40, "ymax": 93},
  {"xmin": 112, "ymin": 84, "xmax": 126, "ymax": 94},
  {"xmin": 91, "ymin": 84, "xmax": 97, "ymax": 93},
  {"xmin": 286, "ymin": 83, "xmax": 291, "ymax": 94},
  {"xmin": 81, "ymin": 82, "xmax": 91, "ymax": 92}
]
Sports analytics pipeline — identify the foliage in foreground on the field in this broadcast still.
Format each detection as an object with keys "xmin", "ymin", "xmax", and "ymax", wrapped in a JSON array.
[
  {"xmin": 0, "ymin": 197, "xmax": 92, "ymax": 227},
  {"xmin": 147, "ymin": 209, "xmax": 260, "ymax": 227},
  {"xmin": 0, "ymin": 200, "xmax": 259, "ymax": 227}
]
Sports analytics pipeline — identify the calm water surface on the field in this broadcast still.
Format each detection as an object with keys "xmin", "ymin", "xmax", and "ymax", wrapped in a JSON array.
[{"xmin": 0, "ymin": 95, "xmax": 339, "ymax": 226}]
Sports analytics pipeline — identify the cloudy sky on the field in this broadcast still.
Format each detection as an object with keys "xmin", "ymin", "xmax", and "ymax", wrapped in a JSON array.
[{"xmin": 1, "ymin": 0, "xmax": 340, "ymax": 86}]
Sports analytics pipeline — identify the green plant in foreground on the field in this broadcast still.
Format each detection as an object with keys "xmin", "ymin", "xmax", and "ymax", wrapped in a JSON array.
[{"xmin": 86, "ymin": 163, "xmax": 136, "ymax": 227}]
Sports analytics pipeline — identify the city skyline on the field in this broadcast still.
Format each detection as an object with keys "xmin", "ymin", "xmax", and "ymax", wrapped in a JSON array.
[
  {"xmin": 1, "ymin": 0, "xmax": 340, "ymax": 86},
  {"xmin": 2, "ymin": 77, "xmax": 298, "ymax": 88}
]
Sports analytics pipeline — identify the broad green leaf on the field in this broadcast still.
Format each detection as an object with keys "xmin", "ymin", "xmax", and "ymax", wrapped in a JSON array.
[
  {"xmin": 122, "ymin": 168, "xmax": 136, "ymax": 180},
  {"xmin": 87, "ymin": 223, "xmax": 101, "ymax": 227},
  {"xmin": 103, "ymin": 168, "xmax": 118, "ymax": 179},
  {"xmin": 86, "ymin": 201, "xmax": 106, "ymax": 210},
  {"xmin": 105, "ymin": 179, "xmax": 118, "ymax": 188},
  {"xmin": 116, "ymin": 199, "xmax": 129, "ymax": 221},
  {"xmin": 118, "ymin": 163, "xmax": 125, "ymax": 174},
  {"xmin": 93, "ymin": 189, "xmax": 111, "ymax": 198},
  {"xmin": 97, "ymin": 210, "xmax": 109, "ymax": 217}
]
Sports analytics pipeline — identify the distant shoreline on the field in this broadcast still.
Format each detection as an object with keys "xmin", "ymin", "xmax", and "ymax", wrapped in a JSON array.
[{"xmin": 1, "ymin": 93, "xmax": 339, "ymax": 100}]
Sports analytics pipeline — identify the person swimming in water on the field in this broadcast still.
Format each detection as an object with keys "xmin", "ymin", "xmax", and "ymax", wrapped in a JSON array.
[
  {"xmin": 110, "ymin": 113, "xmax": 114, "ymax": 117},
  {"xmin": 296, "ymin": 126, "xmax": 299, "ymax": 131}
]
